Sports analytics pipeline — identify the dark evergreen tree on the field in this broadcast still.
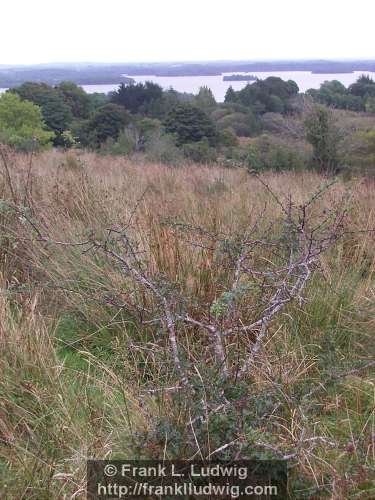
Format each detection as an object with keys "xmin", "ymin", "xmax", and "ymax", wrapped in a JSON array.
[
  {"xmin": 164, "ymin": 104, "xmax": 217, "ymax": 145},
  {"xmin": 349, "ymin": 75, "xmax": 375, "ymax": 98},
  {"xmin": 224, "ymin": 86, "xmax": 237, "ymax": 103},
  {"xmin": 110, "ymin": 81, "xmax": 163, "ymax": 114},
  {"xmin": 194, "ymin": 86, "xmax": 216, "ymax": 110},
  {"xmin": 87, "ymin": 103, "xmax": 130, "ymax": 146}
]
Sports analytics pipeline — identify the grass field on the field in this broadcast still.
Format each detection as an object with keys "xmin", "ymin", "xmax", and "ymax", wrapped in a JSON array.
[{"xmin": 0, "ymin": 149, "xmax": 374, "ymax": 498}]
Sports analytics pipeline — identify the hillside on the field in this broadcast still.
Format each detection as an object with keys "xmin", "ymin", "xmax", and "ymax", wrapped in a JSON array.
[{"xmin": 0, "ymin": 150, "xmax": 374, "ymax": 498}]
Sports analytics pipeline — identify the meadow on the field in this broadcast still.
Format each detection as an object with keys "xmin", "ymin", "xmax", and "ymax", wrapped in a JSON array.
[{"xmin": 0, "ymin": 149, "xmax": 374, "ymax": 498}]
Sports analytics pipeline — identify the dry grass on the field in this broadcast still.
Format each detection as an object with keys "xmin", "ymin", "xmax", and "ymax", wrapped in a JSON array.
[{"xmin": 0, "ymin": 149, "xmax": 374, "ymax": 498}]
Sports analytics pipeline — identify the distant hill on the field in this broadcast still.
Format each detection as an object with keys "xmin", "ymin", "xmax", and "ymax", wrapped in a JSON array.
[
  {"xmin": 1, "ymin": 60, "xmax": 375, "ymax": 88},
  {"xmin": 0, "ymin": 66, "xmax": 135, "ymax": 88},
  {"xmin": 112, "ymin": 60, "xmax": 375, "ymax": 76}
]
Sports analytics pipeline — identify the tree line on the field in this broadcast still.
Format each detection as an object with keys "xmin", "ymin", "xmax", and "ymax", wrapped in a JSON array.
[{"xmin": 0, "ymin": 74, "xmax": 374, "ymax": 174}]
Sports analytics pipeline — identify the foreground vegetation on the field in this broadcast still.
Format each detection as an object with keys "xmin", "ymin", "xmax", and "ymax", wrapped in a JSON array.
[{"xmin": 0, "ymin": 149, "xmax": 374, "ymax": 498}]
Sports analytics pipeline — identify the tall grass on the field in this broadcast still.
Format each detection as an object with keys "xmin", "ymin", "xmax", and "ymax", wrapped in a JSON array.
[{"xmin": 0, "ymin": 149, "xmax": 374, "ymax": 498}]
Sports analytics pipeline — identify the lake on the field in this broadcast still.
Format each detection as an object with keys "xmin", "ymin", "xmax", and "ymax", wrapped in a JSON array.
[{"xmin": 1, "ymin": 71, "xmax": 375, "ymax": 102}]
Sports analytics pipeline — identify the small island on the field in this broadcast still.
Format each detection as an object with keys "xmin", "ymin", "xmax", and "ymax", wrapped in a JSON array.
[{"xmin": 223, "ymin": 74, "xmax": 257, "ymax": 82}]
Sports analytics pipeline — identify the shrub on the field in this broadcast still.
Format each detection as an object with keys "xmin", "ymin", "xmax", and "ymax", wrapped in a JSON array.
[
  {"xmin": 144, "ymin": 131, "xmax": 182, "ymax": 164},
  {"xmin": 100, "ymin": 118, "xmax": 163, "ymax": 156},
  {"xmin": 216, "ymin": 111, "xmax": 260, "ymax": 137},
  {"xmin": 365, "ymin": 97, "xmax": 375, "ymax": 114},
  {"xmin": 100, "ymin": 133, "xmax": 134, "ymax": 156},
  {"xmin": 304, "ymin": 105, "xmax": 342, "ymax": 175},
  {"xmin": 56, "ymin": 130, "xmax": 77, "ymax": 150},
  {"xmin": 347, "ymin": 129, "xmax": 375, "ymax": 170},
  {"xmin": 246, "ymin": 135, "xmax": 306, "ymax": 172},
  {"xmin": 218, "ymin": 128, "xmax": 239, "ymax": 147},
  {"xmin": 182, "ymin": 138, "xmax": 217, "ymax": 164}
]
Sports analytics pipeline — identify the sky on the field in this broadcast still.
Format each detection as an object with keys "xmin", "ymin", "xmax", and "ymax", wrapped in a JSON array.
[{"xmin": 1, "ymin": 0, "xmax": 375, "ymax": 65}]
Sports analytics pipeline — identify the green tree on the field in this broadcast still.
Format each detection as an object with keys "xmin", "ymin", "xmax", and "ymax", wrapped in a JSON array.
[
  {"xmin": 304, "ymin": 105, "xmax": 342, "ymax": 175},
  {"xmin": 267, "ymin": 95, "xmax": 284, "ymax": 113},
  {"xmin": 228, "ymin": 77, "xmax": 299, "ymax": 114},
  {"xmin": 145, "ymin": 88, "xmax": 195, "ymax": 119},
  {"xmin": 87, "ymin": 103, "xmax": 130, "ymax": 146},
  {"xmin": 286, "ymin": 80, "xmax": 299, "ymax": 96},
  {"xmin": 224, "ymin": 86, "xmax": 237, "ymax": 103},
  {"xmin": 87, "ymin": 92, "xmax": 109, "ymax": 112},
  {"xmin": 349, "ymin": 75, "xmax": 375, "ymax": 98},
  {"xmin": 194, "ymin": 86, "xmax": 216, "ymax": 110},
  {"xmin": 56, "ymin": 81, "xmax": 91, "ymax": 119},
  {"xmin": 104, "ymin": 117, "xmax": 162, "ymax": 155},
  {"xmin": 216, "ymin": 111, "xmax": 259, "ymax": 137},
  {"xmin": 12, "ymin": 82, "xmax": 73, "ymax": 134},
  {"xmin": 41, "ymin": 93, "xmax": 73, "ymax": 134},
  {"xmin": 0, "ymin": 93, "xmax": 53, "ymax": 151},
  {"xmin": 164, "ymin": 104, "xmax": 217, "ymax": 145},
  {"xmin": 307, "ymin": 80, "xmax": 364, "ymax": 111},
  {"xmin": 110, "ymin": 81, "xmax": 163, "ymax": 114}
]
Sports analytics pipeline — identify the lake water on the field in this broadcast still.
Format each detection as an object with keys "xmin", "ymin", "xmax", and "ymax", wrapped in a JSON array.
[
  {"xmin": 1, "ymin": 71, "xmax": 375, "ymax": 102},
  {"xmin": 80, "ymin": 71, "xmax": 375, "ymax": 102}
]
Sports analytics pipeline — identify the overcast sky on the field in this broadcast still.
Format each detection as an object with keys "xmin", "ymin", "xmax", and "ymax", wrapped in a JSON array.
[{"xmin": 1, "ymin": 0, "xmax": 374, "ymax": 65}]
